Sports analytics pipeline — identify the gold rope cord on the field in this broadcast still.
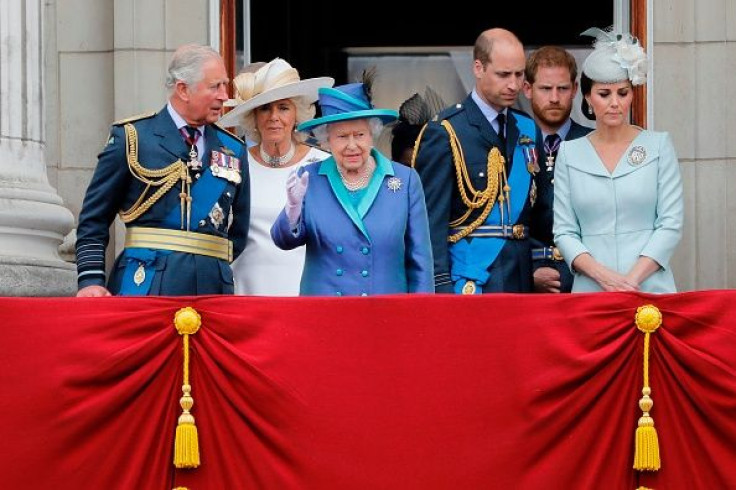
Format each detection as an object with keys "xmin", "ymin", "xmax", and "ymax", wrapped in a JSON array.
[
  {"xmin": 409, "ymin": 123, "xmax": 429, "ymax": 169},
  {"xmin": 119, "ymin": 123, "xmax": 189, "ymax": 225},
  {"xmin": 633, "ymin": 304, "xmax": 662, "ymax": 472},
  {"xmin": 441, "ymin": 121, "xmax": 506, "ymax": 243},
  {"xmin": 173, "ymin": 307, "xmax": 202, "ymax": 469}
]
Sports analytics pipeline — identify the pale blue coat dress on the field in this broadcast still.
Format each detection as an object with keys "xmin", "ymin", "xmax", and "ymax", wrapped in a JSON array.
[{"xmin": 553, "ymin": 130, "xmax": 683, "ymax": 293}]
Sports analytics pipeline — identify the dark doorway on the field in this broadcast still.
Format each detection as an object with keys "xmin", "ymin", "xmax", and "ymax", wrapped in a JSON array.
[{"xmin": 246, "ymin": 1, "xmax": 613, "ymax": 83}]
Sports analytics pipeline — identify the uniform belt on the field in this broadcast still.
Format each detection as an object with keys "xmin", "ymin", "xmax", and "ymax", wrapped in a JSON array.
[
  {"xmin": 451, "ymin": 224, "xmax": 529, "ymax": 240},
  {"xmin": 125, "ymin": 227, "xmax": 233, "ymax": 262},
  {"xmin": 531, "ymin": 246, "xmax": 564, "ymax": 261}
]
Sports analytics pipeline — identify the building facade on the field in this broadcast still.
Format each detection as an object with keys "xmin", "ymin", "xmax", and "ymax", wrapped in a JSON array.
[{"xmin": 1, "ymin": 0, "xmax": 734, "ymax": 294}]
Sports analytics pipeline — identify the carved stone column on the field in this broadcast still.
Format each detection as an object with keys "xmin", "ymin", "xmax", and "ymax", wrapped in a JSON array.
[{"xmin": 0, "ymin": 0, "xmax": 76, "ymax": 296}]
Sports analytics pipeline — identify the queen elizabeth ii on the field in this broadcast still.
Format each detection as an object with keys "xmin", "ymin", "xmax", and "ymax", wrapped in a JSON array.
[{"xmin": 270, "ymin": 75, "xmax": 435, "ymax": 296}]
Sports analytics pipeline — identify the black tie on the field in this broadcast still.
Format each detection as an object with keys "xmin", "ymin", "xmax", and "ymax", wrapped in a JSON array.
[{"xmin": 496, "ymin": 113, "xmax": 506, "ymax": 145}]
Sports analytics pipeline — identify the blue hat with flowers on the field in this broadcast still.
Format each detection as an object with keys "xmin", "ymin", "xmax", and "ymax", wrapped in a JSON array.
[{"xmin": 297, "ymin": 82, "xmax": 398, "ymax": 132}]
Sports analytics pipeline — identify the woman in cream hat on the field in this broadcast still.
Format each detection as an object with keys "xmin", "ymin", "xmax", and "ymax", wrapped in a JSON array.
[
  {"xmin": 553, "ymin": 29, "xmax": 683, "ymax": 293},
  {"xmin": 270, "ymin": 73, "xmax": 434, "ymax": 296},
  {"xmin": 222, "ymin": 58, "xmax": 334, "ymax": 296}
]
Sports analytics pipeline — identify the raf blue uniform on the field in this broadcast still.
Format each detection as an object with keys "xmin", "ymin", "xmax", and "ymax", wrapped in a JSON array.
[
  {"xmin": 529, "ymin": 120, "xmax": 592, "ymax": 293},
  {"xmin": 75, "ymin": 107, "xmax": 250, "ymax": 295},
  {"xmin": 413, "ymin": 94, "xmax": 547, "ymax": 294}
]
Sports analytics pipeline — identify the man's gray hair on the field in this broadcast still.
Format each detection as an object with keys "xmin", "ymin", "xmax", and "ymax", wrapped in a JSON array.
[{"xmin": 165, "ymin": 44, "xmax": 221, "ymax": 91}]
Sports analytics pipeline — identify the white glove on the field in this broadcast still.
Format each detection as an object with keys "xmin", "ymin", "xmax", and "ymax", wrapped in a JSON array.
[{"xmin": 285, "ymin": 169, "xmax": 309, "ymax": 226}]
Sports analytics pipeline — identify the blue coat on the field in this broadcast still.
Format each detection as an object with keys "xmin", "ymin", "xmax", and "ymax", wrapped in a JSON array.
[
  {"xmin": 271, "ymin": 150, "xmax": 434, "ymax": 296},
  {"xmin": 553, "ymin": 130, "xmax": 683, "ymax": 293},
  {"xmin": 529, "ymin": 119, "xmax": 592, "ymax": 293},
  {"xmin": 413, "ymin": 94, "xmax": 546, "ymax": 293},
  {"xmin": 75, "ymin": 107, "xmax": 250, "ymax": 295}
]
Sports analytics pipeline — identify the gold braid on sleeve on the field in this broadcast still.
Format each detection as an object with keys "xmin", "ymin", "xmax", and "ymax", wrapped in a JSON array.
[
  {"xmin": 441, "ymin": 121, "xmax": 507, "ymax": 243},
  {"xmin": 118, "ymin": 123, "xmax": 190, "ymax": 228}
]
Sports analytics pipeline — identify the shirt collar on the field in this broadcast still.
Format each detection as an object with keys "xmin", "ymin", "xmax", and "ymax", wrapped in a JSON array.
[
  {"xmin": 471, "ymin": 89, "xmax": 505, "ymax": 125},
  {"xmin": 167, "ymin": 103, "xmax": 205, "ymax": 134},
  {"xmin": 542, "ymin": 118, "xmax": 572, "ymax": 141}
]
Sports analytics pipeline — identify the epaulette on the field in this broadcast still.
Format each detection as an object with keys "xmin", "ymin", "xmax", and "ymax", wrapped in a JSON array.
[
  {"xmin": 112, "ymin": 111, "xmax": 157, "ymax": 126},
  {"xmin": 435, "ymin": 102, "xmax": 464, "ymax": 121},
  {"xmin": 214, "ymin": 123, "xmax": 245, "ymax": 145}
]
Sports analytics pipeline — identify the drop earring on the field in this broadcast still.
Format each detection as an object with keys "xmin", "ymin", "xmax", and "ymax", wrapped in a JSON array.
[{"xmin": 587, "ymin": 105, "xmax": 593, "ymax": 115}]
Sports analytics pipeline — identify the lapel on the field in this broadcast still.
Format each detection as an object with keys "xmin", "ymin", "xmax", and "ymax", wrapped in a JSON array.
[
  {"xmin": 566, "ymin": 132, "xmax": 656, "ymax": 179},
  {"xmin": 152, "ymin": 107, "xmax": 189, "ymax": 160},
  {"xmin": 355, "ymin": 149, "xmax": 393, "ymax": 219},
  {"xmin": 318, "ymin": 150, "xmax": 395, "ymax": 241},
  {"xmin": 535, "ymin": 126, "xmax": 546, "ymax": 160},
  {"xmin": 505, "ymin": 110, "xmax": 520, "ymax": 165},
  {"xmin": 465, "ymin": 95, "xmax": 502, "ymax": 150},
  {"xmin": 320, "ymin": 157, "xmax": 369, "ymax": 239},
  {"xmin": 565, "ymin": 137, "xmax": 610, "ymax": 177},
  {"xmin": 611, "ymin": 131, "xmax": 658, "ymax": 178}
]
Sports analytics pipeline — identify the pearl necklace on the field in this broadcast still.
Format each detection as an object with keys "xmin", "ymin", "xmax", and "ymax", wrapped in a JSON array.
[
  {"xmin": 338, "ymin": 159, "xmax": 375, "ymax": 191},
  {"xmin": 259, "ymin": 141, "xmax": 295, "ymax": 167}
]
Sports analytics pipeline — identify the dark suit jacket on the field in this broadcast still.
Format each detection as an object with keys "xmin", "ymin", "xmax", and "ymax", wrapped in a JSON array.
[
  {"xmin": 530, "ymin": 119, "xmax": 592, "ymax": 292},
  {"xmin": 75, "ymin": 107, "xmax": 250, "ymax": 295},
  {"xmin": 414, "ymin": 94, "xmax": 547, "ymax": 293}
]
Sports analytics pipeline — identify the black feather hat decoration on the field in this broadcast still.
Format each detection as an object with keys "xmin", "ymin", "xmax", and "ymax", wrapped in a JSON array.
[
  {"xmin": 361, "ymin": 66, "xmax": 378, "ymax": 105},
  {"xmin": 398, "ymin": 86, "xmax": 446, "ymax": 126}
]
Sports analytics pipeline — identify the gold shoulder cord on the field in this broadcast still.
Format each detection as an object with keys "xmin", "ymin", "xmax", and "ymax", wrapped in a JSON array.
[
  {"xmin": 440, "ymin": 120, "xmax": 508, "ymax": 243},
  {"xmin": 119, "ymin": 124, "xmax": 191, "ymax": 229},
  {"xmin": 409, "ymin": 123, "xmax": 429, "ymax": 169}
]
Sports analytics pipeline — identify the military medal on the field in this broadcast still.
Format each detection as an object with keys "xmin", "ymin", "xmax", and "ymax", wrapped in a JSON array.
[
  {"xmin": 461, "ymin": 280, "xmax": 477, "ymax": 295},
  {"xmin": 627, "ymin": 145, "xmax": 646, "ymax": 166},
  {"xmin": 209, "ymin": 203, "xmax": 225, "ymax": 228},
  {"xmin": 519, "ymin": 135, "xmax": 539, "ymax": 174},
  {"xmin": 229, "ymin": 155, "xmax": 241, "ymax": 184},
  {"xmin": 522, "ymin": 145, "xmax": 539, "ymax": 174},
  {"xmin": 210, "ymin": 150, "xmax": 241, "ymax": 183},
  {"xmin": 544, "ymin": 133, "xmax": 562, "ymax": 173},
  {"xmin": 546, "ymin": 155, "xmax": 555, "ymax": 172},
  {"xmin": 188, "ymin": 146, "xmax": 202, "ymax": 170},
  {"xmin": 387, "ymin": 177, "xmax": 402, "ymax": 192},
  {"xmin": 180, "ymin": 126, "xmax": 202, "ymax": 170},
  {"xmin": 133, "ymin": 263, "xmax": 146, "ymax": 286}
]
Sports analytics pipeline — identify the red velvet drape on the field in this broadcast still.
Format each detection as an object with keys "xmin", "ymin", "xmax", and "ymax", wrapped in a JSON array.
[{"xmin": 2, "ymin": 291, "xmax": 735, "ymax": 489}]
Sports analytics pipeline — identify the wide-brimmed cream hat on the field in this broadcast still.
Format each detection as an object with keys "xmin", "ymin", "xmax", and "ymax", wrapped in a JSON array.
[{"xmin": 218, "ymin": 58, "xmax": 334, "ymax": 127}]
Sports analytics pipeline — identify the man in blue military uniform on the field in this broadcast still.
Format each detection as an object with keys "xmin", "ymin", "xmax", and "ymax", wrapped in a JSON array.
[
  {"xmin": 413, "ymin": 28, "xmax": 546, "ymax": 294},
  {"xmin": 523, "ymin": 46, "xmax": 593, "ymax": 293},
  {"xmin": 75, "ymin": 44, "xmax": 250, "ymax": 296}
]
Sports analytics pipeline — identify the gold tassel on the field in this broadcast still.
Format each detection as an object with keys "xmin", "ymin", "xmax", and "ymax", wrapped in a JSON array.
[
  {"xmin": 173, "ymin": 307, "xmax": 202, "ymax": 469},
  {"xmin": 633, "ymin": 305, "xmax": 662, "ymax": 472},
  {"xmin": 636, "ymin": 487, "xmax": 653, "ymax": 490}
]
